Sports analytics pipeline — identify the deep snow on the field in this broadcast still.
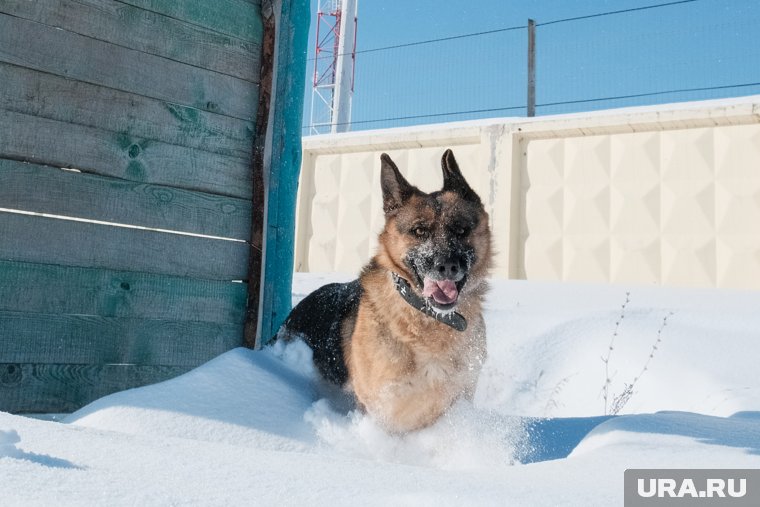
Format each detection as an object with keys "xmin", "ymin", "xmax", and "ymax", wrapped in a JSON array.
[{"xmin": 1, "ymin": 273, "xmax": 759, "ymax": 506}]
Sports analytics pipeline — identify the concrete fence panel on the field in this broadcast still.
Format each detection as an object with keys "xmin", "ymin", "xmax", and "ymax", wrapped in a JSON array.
[{"xmin": 297, "ymin": 96, "xmax": 760, "ymax": 289}]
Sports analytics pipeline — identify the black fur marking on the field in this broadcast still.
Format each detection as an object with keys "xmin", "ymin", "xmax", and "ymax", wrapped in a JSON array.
[{"xmin": 276, "ymin": 280, "xmax": 361, "ymax": 385}]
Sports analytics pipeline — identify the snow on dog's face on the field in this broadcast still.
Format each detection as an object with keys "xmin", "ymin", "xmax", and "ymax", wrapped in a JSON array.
[{"xmin": 377, "ymin": 150, "xmax": 492, "ymax": 312}]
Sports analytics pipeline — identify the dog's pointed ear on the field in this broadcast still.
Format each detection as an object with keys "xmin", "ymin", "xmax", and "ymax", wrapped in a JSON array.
[
  {"xmin": 381, "ymin": 153, "xmax": 415, "ymax": 214},
  {"xmin": 441, "ymin": 149, "xmax": 480, "ymax": 204}
]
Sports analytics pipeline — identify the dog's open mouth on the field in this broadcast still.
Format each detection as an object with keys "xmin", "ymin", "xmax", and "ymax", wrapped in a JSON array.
[{"xmin": 422, "ymin": 277, "xmax": 461, "ymax": 309}]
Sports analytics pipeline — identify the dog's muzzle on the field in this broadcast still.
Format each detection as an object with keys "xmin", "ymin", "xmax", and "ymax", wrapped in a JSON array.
[
  {"xmin": 391, "ymin": 272, "xmax": 467, "ymax": 332},
  {"xmin": 420, "ymin": 255, "xmax": 467, "ymax": 308}
]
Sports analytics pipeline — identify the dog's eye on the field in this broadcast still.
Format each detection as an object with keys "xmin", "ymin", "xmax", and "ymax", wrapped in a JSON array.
[
  {"xmin": 412, "ymin": 226, "xmax": 428, "ymax": 238},
  {"xmin": 454, "ymin": 226, "xmax": 468, "ymax": 236}
]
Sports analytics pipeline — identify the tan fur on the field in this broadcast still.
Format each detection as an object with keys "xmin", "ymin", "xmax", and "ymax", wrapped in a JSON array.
[{"xmin": 344, "ymin": 190, "xmax": 492, "ymax": 433}]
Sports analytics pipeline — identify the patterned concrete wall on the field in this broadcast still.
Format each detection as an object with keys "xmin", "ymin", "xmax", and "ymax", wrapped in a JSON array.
[
  {"xmin": 297, "ymin": 97, "xmax": 760, "ymax": 289},
  {"xmin": 521, "ymin": 125, "xmax": 760, "ymax": 287}
]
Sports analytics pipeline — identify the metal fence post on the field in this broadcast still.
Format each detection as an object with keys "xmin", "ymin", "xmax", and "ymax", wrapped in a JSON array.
[{"xmin": 527, "ymin": 19, "xmax": 536, "ymax": 117}]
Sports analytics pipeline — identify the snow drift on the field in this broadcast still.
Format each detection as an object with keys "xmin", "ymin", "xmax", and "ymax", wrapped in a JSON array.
[{"xmin": 1, "ymin": 274, "xmax": 759, "ymax": 505}]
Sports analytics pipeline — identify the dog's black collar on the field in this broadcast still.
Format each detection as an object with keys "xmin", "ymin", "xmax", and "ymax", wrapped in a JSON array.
[{"xmin": 391, "ymin": 272, "xmax": 467, "ymax": 332}]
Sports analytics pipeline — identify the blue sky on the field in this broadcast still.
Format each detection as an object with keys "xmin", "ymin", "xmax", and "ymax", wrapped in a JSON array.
[{"xmin": 303, "ymin": 0, "xmax": 760, "ymax": 132}]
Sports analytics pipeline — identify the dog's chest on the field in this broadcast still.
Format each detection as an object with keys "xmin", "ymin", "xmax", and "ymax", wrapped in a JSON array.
[
  {"xmin": 417, "ymin": 355, "xmax": 457, "ymax": 385},
  {"xmin": 410, "ymin": 347, "xmax": 474, "ymax": 392}
]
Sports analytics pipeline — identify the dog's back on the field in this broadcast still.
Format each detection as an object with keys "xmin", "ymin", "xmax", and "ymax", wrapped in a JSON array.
[{"xmin": 277, "ymin": 279, "xmax": 361, "ymax": 385}]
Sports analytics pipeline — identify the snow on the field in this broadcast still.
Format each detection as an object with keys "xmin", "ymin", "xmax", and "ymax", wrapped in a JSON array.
[{"xmin": 1, "ymin": 273, "xmax": 759, "ymax": 505}]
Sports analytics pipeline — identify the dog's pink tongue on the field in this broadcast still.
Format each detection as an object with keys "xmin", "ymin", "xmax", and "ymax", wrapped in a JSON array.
[{"xmin": 422, "ymin": 278, "xmax": 459, "ymax": 305}]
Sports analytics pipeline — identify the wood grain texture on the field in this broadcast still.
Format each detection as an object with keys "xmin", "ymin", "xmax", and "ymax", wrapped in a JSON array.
[
  {"xmin": 0, "ymin": 13, "xmax": 257, "ymax": 121},
  {"xmin": 0, "ymin": 160, "xmax": 252, "ymax": 240},
  {"xmin": 0, "ymin": 311, "xmax": 242, "ymax": 365},
  {"xmin": 118, "ymin": 0, "xmax": 264, "ymax": 43},
  {"xmin": 0, "ymin": 63, "xmax": 255, "ymax": 159},
  {"xmin": 258, "ymin": 0, "xmax": 310, "ymax": 343},
  {"xmin": 0, "ymin": 260, "xmax": 247, "ymax": 324},
  {"xmin": 0, "ymin": 212, "xmax": 250, "ymax": 280},
  {"xmin": 0, "ymin": 110, "xmax": 252, "ymax": 199},
  {"xmin": 0, "ymin": 363, "xmax": 194, "ymax": 413},
  {"xmin": 0, "ymin": 0, "xmax": 264, "ymax": 415},
  {"xmin": 1, "ymin": 0, "xmax": 261, "ymax": 82}
]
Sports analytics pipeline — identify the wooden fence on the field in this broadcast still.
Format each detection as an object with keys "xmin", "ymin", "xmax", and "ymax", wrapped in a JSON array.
[{"xmin": 0, "ymin": 0, "xmax": 306, "ymax": 413}]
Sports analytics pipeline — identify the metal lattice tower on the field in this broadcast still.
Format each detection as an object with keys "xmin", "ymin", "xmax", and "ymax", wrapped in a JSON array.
[{"xmin": 309, "ymin": 0, "xmax": 357, "ymax": 135}]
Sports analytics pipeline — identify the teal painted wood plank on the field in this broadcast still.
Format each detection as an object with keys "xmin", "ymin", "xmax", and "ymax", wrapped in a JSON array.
[
  {"xmin": 0, "ymin": 363, "xmax": 195, "ymax": 414},
  {"xmin": 1, "ymin": 0, "xmax": 261, "ymax": 82},
  {"xmin": 118, "ymin": 0, "xmax": 264, "ymax": 43},
  {"xmin": 0, "ymin": 13, "xmax": 258, "ymax": 121},
  {"xmin": 259, "ymin": 0, "xmax": 310, "ymax": 344},
  {"xmin": 0, "ymin": 160, "xmax": 252, "ymax": 240},
  {"xmin": 0, "ymin": 63, "xmax": 255, "ymax": 159},
  {"xmin": 0, "ymin": 260, "xmax": 247, "ymax": 324},
  {"xmin": 0, "ymin": 311, "xmax": 242, "ymax": 365},
  {"xmin": 0, "ymin": 212, "xmax": 249, "ymax": 280},
  {"xmin": 0, "ymin": 110, "xmax": 252, "ymax": 199}
]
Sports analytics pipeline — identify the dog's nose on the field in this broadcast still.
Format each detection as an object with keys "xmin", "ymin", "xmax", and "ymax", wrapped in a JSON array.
[{"xmin": 435, "ymin": 258, "xmax": 461, "ymax": 279}]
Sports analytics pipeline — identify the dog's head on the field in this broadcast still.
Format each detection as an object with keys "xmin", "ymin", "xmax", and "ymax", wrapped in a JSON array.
[{"xmin": 377, "ymin": 150, "xmax": 492, "ymax": 312}]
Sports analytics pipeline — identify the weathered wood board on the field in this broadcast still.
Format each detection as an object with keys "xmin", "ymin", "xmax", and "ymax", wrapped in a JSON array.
[
  {"xmin": 0, "ymin": 311, "xmax": 242, "ymax": 365},
  {"xmin": 0, "ymin": 160, "xmax": 252, "ymax": 240},
  {"xmin": 0, "ymin": 363, "xmax": 195, "ymax": 414},
  {"xmin": 0, "ymin": 109, "xmax": 252, "ymax": 199},
  {"xmin": 2, "ymin": 0, "xmax": 261, "ymax": 82},
  {"xmin": 118, "ymin": 0, "xmax": 264, "ymax": 43},
  {"xmin": 0, "ymin": 260, "xmax": 247, "ymax": 324},
  {"xmin": 0, "ymin": 212, "xmax": 250, "ymax": 280},
  {"xmin": 0, "ymin": 63, "xmax": 255, "ymax": 160},
  {"xmin": 0, "ymin": 13, "xmax": 258, "ymax": 120}
]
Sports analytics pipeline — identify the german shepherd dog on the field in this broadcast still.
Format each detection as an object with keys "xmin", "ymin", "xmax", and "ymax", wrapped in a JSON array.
[{"xmin": 277, "ymin": 150, "xmax": 492, "ymax": 433}]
